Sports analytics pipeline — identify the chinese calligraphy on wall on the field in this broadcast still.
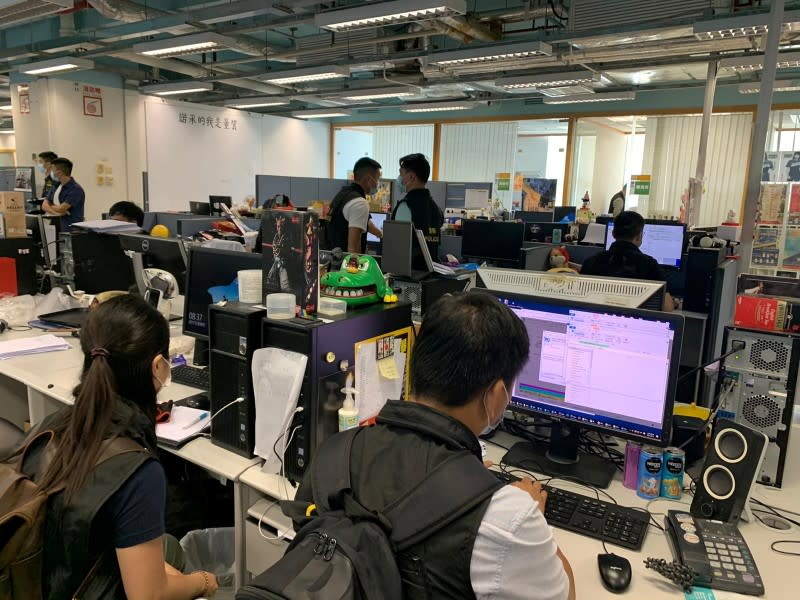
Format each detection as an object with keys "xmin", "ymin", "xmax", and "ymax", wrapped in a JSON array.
[{"xmin": 177, "ymin": 112, "xmax": 238, "ymax": 131}]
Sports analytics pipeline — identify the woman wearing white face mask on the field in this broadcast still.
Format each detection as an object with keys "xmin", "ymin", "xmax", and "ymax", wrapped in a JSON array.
[{"xmin": 16, "ymin": 294, "xmax": 217, "ymax": 600}]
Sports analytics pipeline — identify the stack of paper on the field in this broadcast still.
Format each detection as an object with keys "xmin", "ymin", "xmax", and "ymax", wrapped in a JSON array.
[
  {"xmin": 0, "ymin": 334, "xmax": 71, "ymax": 360},
  {"xmin": 156, "ymin": 406, "xmax": 211, "ymax": 446},
  {"xmin": 72, "ymin": 219, "xmax": 141, "ymax": 233}
]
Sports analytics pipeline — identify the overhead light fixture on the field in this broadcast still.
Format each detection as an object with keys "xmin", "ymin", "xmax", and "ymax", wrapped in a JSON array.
[
  {"xmin": 720, "ymin": 51, "xmax": 800, "ymax": 72},
  {"xmin": 693, "ymin": 15, "xmax": 770, "ymax": 41},
  {"xmin": 133, "ymin": 32, "xmax": 231, "ymax": 58},
  {"xmin": 739, "ymin": 81, "xmax": 800, "ymax": 94},
  {"xmin": 429, "ymin": 41, "xmax": 552, "ymax": 67},
  {"xmin": 401, "ymin": 101, "xmax": 479, "ymax": 113},
  {"xmin": 263, "ymin": 65, "xmax": 349, "ymax": 86},
  {"xmin": 293, "ymin": 108, "xmax": 352, "ymax": 119},
  {"xmin": 0, "ymin": 105, "xmax": 12, "ymax": 110},
  {"xmin": 225, "ymin": 96, "xmax": 290, "ymax": 109},
  {"xmin": 543, "ymin": 92, "xmax": 635, "ymax": 105},
  {"xmin": 494, "ymin": 70, "xmax": 600, "ymax": 90},
  {"xmin": 340, "ymin": 87, "xmax": 417, "ymax": 101},
  {"xmin": 19, "ymin": 57, "xmax": 94, "ymax": 75},
  {"xmin": 316, "ymin": 0, "xmax": 466, "ymax": 32},
  {"xmin": 140, "ymin": 81, "xmax": 214, "ymax": 96},
  {"xmin": 0, "ymin": 130, "xmax": 14, "ymax": 134}
]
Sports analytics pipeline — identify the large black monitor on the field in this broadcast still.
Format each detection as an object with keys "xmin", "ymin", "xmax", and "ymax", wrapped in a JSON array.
[
  {"xmin": 68, "ymin": 232, "xmax": 135, "ymax": 294},
  {"xmin": 118, "ymin": 233, "xmax": 188, "ymax": 295},
  {"xmin": 515, "ymin": 210, "xmax": 553, "ymax": 223},
  {"xmin": 183, "ymin": 246, "xmax": 262, "ymax": 341},
  {"xmin": 461, "ymin": 220, "xmax": 525, "ymax": 264},
  {"xmin": 524, "ymin": 222, "xmax": 570, "ymax": 243},
  {"xmin": 604, "ymin": 221, "xmax": 687, "ymax": 268},
  {"xmin": 490, "ymin": 290, "xmax": 683, "ymax": 488}
]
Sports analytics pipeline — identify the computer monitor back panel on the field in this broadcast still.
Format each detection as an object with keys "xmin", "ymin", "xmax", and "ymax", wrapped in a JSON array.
[
  {"xmin": 118, "ymin": 233, "xmax": 188, "ymax": 295},
  {"xmin": 381, "ymin": 220, "xmax": 431, "ymax": 278}
]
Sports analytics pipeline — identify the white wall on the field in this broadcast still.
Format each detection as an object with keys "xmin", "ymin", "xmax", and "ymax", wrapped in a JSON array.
[
  {"xmin": 572, "ymin": 135, "xmax": 596, "ymax": 209},
  {"xmin": 334, "ymin": 127, "xmax": 373, "ymax": 178},
  {"xmin": 261, "ymin": 113, "xmax": 329, "ymax": 178},
  {"xmin": 515, "ymin": 137, "xmax": 548, "ymax": 177},
  {"xmin": 592, "ymin": 127, "xmax": 628, "ymax": 214}
]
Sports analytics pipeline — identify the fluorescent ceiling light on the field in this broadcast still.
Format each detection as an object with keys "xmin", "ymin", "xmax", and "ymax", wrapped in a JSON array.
[
  {"xmin": 543, "ymin": 92, "xmax": 635, "ymax": 104},
  {"xmin": 133, "ymin": 32, "xmax": 231, "ymax": 58},
  {"xmin": 340, "ymin": 87, "xmax": 417, "ymax": 101},
  {"xmin": 739, "ymin": 81, "xmax": 800, "ymax": 94},
  {"xmin": 694, "ymin": 15, "xmax": 770, "ymax": 41},
  {"xmin": 263, "ymin": 65, "xmax": 349, "ymax": 86},
  {"xmin": 316, "ymin": 0, "xmax": 466, "ymax": 32},
  {"xmin": 401, "ymin": 101, "xmax": 479, "ymax": 113},
  {"xmin": 0, "ymin": 130, "xmax": 14, "ymax": 134},
  {"xmin": 293, "ymin": 108, "xmax": 352, "ymax": 119},
  {"xmin": 494, "ymin": 70, "xmax": 599, "ymax": 90},
  {"xmin": 140, "ymin": 81, "xmax": 214, "ymax": 96},
  {"xmin": 225, "ymin": 96, "xmax": 289, "ymax": 108},
  {"xmin": 19, "ymin": 57, "xmax": 94, "ymax": 75},
  {"xmin": 0, "ymin": 105, "xmax": 11, "ymax": 110},
  {"xmin": 720, "ymin": 51, "xmax": 800, "ymax": 72},
  {"xmin": 429, "ymin": 41, "xmax": 552, "ymax": 67}
]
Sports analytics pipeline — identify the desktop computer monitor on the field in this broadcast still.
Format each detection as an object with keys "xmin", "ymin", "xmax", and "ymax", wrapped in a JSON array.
[
  {"xmin": 367, "ymin": 212, "xmax": 387, "ymax": 244},
  {"xmin": 190, "ymin": 201, "xmax": 211, "ymax": 215},
  {"xmin": 524, "ymin": 222, "xmax": 570, "ymax": 243},
  {"xmin": 605, "ymin": 221, "xmax": 686, "ymax": 268},
  {"xmin": 515, "ymin": 211, "xmax": 553, "ymax": 223},
  {"xmin": 26, "ymin": 214, "xmax": 56, "ymax": 269},
  {"xmin": 461, "ymin": 220, "xmax": 525, "ymax": 264},
  {"xmin": 553, "ymin": 206, "xmax": 576, "ymax": 223},
  {"xmin": 488, "ymin": 290, "xmax": 683, "ymax": 488},
  {"xmin": 209, "ymin": 195, "xmax": 232, "ymax": 216},
  {"xmin": 118, "ymin": 233, "xmax": 189, "ymax": 295}
]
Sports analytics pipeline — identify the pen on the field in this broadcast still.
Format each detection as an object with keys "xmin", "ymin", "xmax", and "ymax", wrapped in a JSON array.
[{"xmin": 182, "ymin": 412, "xmax": 210, "ymax": 429}]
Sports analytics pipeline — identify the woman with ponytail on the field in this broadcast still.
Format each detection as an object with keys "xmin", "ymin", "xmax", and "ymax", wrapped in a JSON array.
[{"xmin": 26, "ymin": 295, "xmax": 217, "ymax": 600}]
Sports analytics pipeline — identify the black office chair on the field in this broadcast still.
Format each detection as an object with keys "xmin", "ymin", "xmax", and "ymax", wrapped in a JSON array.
[{"xmin": 0, "ymin": 417, "xmax": 25, "ymax": 459}]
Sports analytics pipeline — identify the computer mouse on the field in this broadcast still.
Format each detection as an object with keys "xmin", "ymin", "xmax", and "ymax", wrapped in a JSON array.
[{"xmin": 598, "ymin": 553, "xmax": 632, "ymax": 593}]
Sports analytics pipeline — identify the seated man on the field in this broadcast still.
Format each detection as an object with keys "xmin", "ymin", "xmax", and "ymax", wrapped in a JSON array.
[
  {"xmin": 294, "ymin": 292, "xmax": 576, "ymax": 600},
  {"xmin": 581, "ymin": 210, "xmax": 674, "ymax": 311},
  {"xmin": 109, "ymin": 201, "xmax": 145, "ymax": 228}
]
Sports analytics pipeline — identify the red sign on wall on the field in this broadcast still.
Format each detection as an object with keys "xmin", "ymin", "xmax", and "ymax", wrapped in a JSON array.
[{"xmin": 82, "ymin": 85, "xmax": 103, "ymax": 118}]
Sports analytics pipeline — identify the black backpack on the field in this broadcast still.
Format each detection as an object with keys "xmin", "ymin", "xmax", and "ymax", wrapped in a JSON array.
[{"xmin": 236, "ymin": 427, "xmax": 502, "ymax": 600}]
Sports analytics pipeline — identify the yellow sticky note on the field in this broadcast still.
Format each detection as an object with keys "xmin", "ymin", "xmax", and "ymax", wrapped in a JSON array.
[{"xmin": 377, "ymin": 357, "xmax": 399, "ymax": 380}]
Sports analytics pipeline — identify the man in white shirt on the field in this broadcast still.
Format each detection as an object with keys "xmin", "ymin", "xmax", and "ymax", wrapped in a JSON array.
[{"xmin": 327, "ymin": 157, "xmax": 384, "ymax": 254}]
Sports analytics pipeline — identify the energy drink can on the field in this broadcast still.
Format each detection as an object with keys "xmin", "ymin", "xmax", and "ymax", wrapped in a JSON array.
[
  {"xmin": 637, "ymin": 446, "xmax": 663, "ymax": 500},
  {"xmin": 660, "ymin": 447, "xmax": 686, "ymax": 499},
  {"xmin": 623, "ymin": 441, "xmax": 642, "ymax": 489}
]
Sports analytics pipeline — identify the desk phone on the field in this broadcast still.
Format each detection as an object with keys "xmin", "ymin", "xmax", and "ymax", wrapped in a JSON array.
[{"xmin": 664, "ymin": 510, "xmax": 764, "ymax": 596}]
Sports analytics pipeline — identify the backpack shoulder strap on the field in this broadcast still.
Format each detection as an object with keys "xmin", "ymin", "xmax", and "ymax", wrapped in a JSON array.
[
  {"xmin": 310, "ymin": 428, "xmax": 361, "ymax": 512},
  {"xmin": 384, "ymin": 452, "xmax": 503, "ymax": 552},
  {"xmin": 96, "ymin": 436, "xmax": 147, "ymax": 465}
]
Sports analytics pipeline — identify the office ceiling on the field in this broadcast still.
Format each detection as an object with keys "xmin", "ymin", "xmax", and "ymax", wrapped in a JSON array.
[{"xmin": 0, "ymin": 0, "xmax": 799, "ymax": 122}]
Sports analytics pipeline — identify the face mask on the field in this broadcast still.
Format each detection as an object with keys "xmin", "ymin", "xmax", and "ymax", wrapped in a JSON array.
[
  {"xmin": 155, "ymin": 356, "xmax": 171, "ymax": 391},
  {"xmin": 369, "ymin": 178, "xmax": 379, "ymax": 195},
  {"xmin": 481, "ymin": 381, "xmax": 510, "ymax": 436},
  {"xmin": 50, "ymin": 173, "xmax": 59, "ymax": 182},
  {"xmin": 37, "ymin": 164, "xmax": 45, "ymax": 174},
  {"xmin": 396, "ymin": 175, "xmax": 406, "ymax": 195}
]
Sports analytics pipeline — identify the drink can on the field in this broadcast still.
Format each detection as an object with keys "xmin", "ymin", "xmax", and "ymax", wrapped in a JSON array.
[
  {"xmin": 623, "ymin": 441, "xmax": 642, "ymax": 489},
  {"xmin": 637, "ymin": 446, "xmax": 663, "ymax": 499},
  {"xmin": 660, "ymin": 447, "xmax": 685, "ymax": 499}
]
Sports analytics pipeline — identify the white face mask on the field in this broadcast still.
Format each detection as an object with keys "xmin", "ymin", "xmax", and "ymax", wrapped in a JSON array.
[
  {"xmin": 481, "ymin": 381, "xmax": 510, "ymax": 436},
  {"xmin": 155, "ymin": 356, "xmax": 171, "ymax": 391}
]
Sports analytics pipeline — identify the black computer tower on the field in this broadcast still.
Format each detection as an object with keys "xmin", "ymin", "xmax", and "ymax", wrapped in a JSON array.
[
  {"xmin": 261, "ymin": 302, "xmax": 413, "ymax": 482},
  {"xmin": 0, "ymin": 238, "xmax": 36, "ymax": 295},
  {"xmin": 391, "ymin": 274, "xmax": 474, "ymax": 317},
  {"xmin": 683, "ymin": 247, "xmax": 726, "ymax": 313},
  {"xmin": 209, "ymin": 303, "xmax": 266, "ymax": 457}
]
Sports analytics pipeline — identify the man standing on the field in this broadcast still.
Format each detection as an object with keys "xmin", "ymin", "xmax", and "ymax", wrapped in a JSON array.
[
  {"xmin": 37, "ymin": 151, "xmax": 58, "ymax": 200},
  {"xmin": 392, "ymin": 153, "xmax": 444, "ymax": 258},
  {"xmin": 607, "ymin": 183, "xmax": 626, "ymax": 218},
  {"xmin": 42, "ymin": 157, "xmax": 85, "ymax": 232},
  {"xmin": 327, "ymin": 157, "xmax": 384, "ymax": 254},
  {"xmin": 581, "ymin": 210, "xmax": 674, "ymax": 311},
  {"xmin": 292, "ymin": 292, "xmax": 576, "ymax": 600}
]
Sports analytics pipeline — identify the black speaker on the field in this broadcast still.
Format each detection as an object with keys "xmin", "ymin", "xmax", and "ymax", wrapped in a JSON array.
[{"xmin": 690, "ymin": 419, "xmax": 768, "ymax": 523}]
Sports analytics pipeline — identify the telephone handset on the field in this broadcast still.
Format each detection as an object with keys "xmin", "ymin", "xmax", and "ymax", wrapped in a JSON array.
[{"xmin": 664, "ymin": 510, "xmax": 765, "ymax": 596}]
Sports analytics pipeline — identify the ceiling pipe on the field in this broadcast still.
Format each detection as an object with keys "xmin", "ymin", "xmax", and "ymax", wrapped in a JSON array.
[
  {"xmin": 424, "ymin": 21, "xmax": 473, "ymax": 44},
  {"xmin": 438, "ymin": 15, "xmax": 500, "ymax": 42},
  {"xmin": 111, "ymin": 51, "xmax": 212, "ymax": 77}
]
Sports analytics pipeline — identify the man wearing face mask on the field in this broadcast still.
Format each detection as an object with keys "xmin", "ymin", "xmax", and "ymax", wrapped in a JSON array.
[
  {"xmin": 292, "ymin": 292, "xmax": 576, "ymax": 600},
  {"xmin": 391, "ymin": 153, "xmax": 444, "ymax": 258},
  {"xmin": 37, "ymin": 151, "xmax": 58, "ymax": 203},
  {"xmin": 327, "ymin": 157, "xmax": 384, "ymax": 254},
  {"xmin": 42, "ymin": 157, "xmax": 86, "ymax": 232}
]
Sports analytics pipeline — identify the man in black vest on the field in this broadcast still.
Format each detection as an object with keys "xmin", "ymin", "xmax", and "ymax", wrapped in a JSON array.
[
  {"xmin": 295, "ymin": 292, "xmax": 576, "ymax": 599},
  {"xmin": 327, "ymin": 157, "xmax": 384, "ymax": 253},
  {"xmin": 391, "ymin": 153, "xmax": 444, "ymax": 258}
]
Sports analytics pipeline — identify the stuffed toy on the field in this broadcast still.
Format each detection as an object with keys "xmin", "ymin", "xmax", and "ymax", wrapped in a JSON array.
[{"xmin": 548, "ymin": 246, "xmax": 579, "ymax": 273}]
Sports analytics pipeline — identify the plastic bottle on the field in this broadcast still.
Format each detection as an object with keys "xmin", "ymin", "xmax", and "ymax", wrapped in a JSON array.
[{"xmin": 338, "ymin": 375, "xmax": 359, "ymax": 432}]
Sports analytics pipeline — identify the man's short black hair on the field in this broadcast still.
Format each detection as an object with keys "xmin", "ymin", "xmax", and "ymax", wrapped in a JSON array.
[
  {"xmin": 353, "ymin": 157, "xmax": 381, "ymax": 180},
  {"xmin": 38, "ymin": 151, "xmax": 57, "ymax": 162},
  {"xmin": 410, "ymin": 292, "xmax": 530, "ymax": 407},
  {"xmin": 51, "ymin": 157, "xmax": 73, "ymax": 176},
  {"xmin": 612, "ymin": 210, "xmax": 645, "ymax": 241},
  {"xmin": 109, "ymin": 201, "xmax": 145, "ymax": 227},
  {"xmin": 399, "ymin": 153, "xmax": 430, "ymax": 184}
]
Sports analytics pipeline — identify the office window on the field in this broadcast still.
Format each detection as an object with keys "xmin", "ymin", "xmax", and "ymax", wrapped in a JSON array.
[{"xmin": 333, "ymin": 125, "xmax": 434, "ymax": 180}]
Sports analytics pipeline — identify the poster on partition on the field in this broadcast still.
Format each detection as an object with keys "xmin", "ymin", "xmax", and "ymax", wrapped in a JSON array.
[
  {"xmin": 788, "ymin": 184, "xmax": 800, "ymax": 226},
  {"xmin": 763, "ymin": 152, "xmax": 779, "ymax": 182},
  {"xmin": 751, "ymin": 226, "xmax": 780, "ymax": 268},
  {"xmin": 782, "ymin": 229, "xmax": 800, "ymax": 271},
  {"xmin": 757, "ymin": 183, "xmax": 787, "ymax": 225},
  {"xmin": 780, "ymin": 151, "xmax": 800, "ymax": 182}
]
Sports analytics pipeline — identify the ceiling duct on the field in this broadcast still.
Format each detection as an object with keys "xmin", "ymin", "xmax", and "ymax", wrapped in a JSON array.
[
  {"xmin": 295, "ymin": 30, "xmax": 381, "ymax": 68},
  {"xmin": 0, "ymin": 0, "xmax": 72, "ymax": 28},
  {"xmin": 567, "ymin": 0, "xmax": 714, "ymax": 32}
]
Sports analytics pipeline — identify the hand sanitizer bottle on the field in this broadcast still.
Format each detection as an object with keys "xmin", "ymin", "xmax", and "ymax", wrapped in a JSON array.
[{"xmin": 338, "ymin": 374, "xmax": 359, "ymax": 432}]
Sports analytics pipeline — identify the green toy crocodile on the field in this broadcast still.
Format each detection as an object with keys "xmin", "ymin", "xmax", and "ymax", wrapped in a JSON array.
[{"xmin": 320, "ymin": 254, "xmax": 398, "ymax": 307}]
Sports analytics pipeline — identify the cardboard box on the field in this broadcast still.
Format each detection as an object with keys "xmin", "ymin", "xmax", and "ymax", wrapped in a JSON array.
[{"xmin": 0, "ymin": 192, "xmax": 27, "ymax": 238}]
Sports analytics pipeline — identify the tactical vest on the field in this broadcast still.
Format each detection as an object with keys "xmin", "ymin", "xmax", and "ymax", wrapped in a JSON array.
[
  {"xmin": 328, "ymin": 183, "xmax": 368, "ymax": 253},
  {"xmin": 391, "ymin": 189, "xmax": 444, "ymax": 259}
]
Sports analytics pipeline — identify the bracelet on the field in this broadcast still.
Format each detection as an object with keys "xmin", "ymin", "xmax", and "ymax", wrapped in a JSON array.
[{"xmin": 194, "ymin": 571, "xmax": 210, "ymax": 597}]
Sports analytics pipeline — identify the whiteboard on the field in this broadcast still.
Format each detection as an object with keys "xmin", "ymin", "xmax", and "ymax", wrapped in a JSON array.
[{"xmin": 145, "ymin": 100, "xmax": 262, "ymax": 211}]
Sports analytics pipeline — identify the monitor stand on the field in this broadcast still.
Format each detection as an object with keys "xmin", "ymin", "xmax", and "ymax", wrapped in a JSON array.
[
  {"xmin": 501, "ymin": 422, "xmax": 617, "ymax": 489},
  {"xmin": 192, "ymin": 338, "xmax": 210, "ymax": 367}
]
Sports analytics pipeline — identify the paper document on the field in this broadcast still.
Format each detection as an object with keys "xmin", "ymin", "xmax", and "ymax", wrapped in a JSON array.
[
  {"xmin": 465, "ymin": 189, "xmax": 490, "ymax": 209},
  {"xmin": 156, "ymin": 406, "xmax": 210, "ymax": 446},
  {"xmin": 0, "ymin": 334, "xmax": 71, "ymax": 360},
  {"xmin": 72, "ymin": 219, "xmax": 141, "ymax": 233},
  {"xmin": 356, "ymin": 337, "xmax": 408, "ymax": 422}
]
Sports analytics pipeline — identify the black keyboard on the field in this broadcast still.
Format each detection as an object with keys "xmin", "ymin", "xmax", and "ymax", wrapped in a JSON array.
[
  {"xmin": 492, "ymin": 471, "xmax": 650, "ymax": 550},
  {"xmin": 171, "ymin": 365, "xmax": 210, "ymax": 390}
]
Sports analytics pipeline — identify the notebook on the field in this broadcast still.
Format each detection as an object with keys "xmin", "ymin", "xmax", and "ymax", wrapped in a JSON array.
[{"xmin": 156, "ymin": 406, "xmax": 211, "ymax": 446}]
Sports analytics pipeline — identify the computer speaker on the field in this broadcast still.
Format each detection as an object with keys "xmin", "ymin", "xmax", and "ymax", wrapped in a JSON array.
[{"xmin": 690, "ymin": 419, "xmax": 768, "ymax": 523}]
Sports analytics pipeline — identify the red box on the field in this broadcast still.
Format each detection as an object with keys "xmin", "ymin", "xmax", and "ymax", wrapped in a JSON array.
[{"xmin": 733, "ymin": 295, "xmax": 796, "ymax": 332}]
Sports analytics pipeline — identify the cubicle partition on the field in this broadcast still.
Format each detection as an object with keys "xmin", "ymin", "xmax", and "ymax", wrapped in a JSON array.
[{"xmin": 256, "ymin": 175, "xmax": 350, "ymax": 209}]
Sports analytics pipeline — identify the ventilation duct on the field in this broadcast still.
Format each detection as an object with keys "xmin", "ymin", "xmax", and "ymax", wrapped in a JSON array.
[
  {"xmin": 568, "ymin": 0, "xmax": 714, "ymax": 32},
  {"xmin": 295, "ymin": 30, "xmax": 381, "ymax": 68},
  {"xmin": 0, "ymin": 0, "xmax": 72, "ymax": 29}
]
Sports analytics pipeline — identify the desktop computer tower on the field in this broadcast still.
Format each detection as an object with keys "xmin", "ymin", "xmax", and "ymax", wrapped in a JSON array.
[
  {"xmin": 683, "ymin": 247, "xmax": 726, "ymax": 313},
  {"xmin": 209, "ymin": 303, "xmax": 266, "ymax": 458},
  {"xmin": 718, "ymin": 327, "xmax": 800, "ymax": 487},
  {"xmin": 261, "ymin": 302, "xmax": 413, "ymax": 482},
  {"xmin": 391, "ymin": 274, "xmax": 475, "ymax": 317},
  {"xmin": 60, "ymin": 232, "xmax": 135, "ymax": 293}
]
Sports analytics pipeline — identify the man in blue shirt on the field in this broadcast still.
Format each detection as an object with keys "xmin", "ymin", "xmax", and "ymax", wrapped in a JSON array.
[{"xmin": 42, "ymin": 157, "xmax": 85, "ymax": 231}]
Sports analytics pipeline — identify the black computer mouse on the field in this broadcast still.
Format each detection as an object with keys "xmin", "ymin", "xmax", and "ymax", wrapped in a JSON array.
[{"xmin": 598, "ymin": 553, "xmax": 632, "ymax": 593}]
